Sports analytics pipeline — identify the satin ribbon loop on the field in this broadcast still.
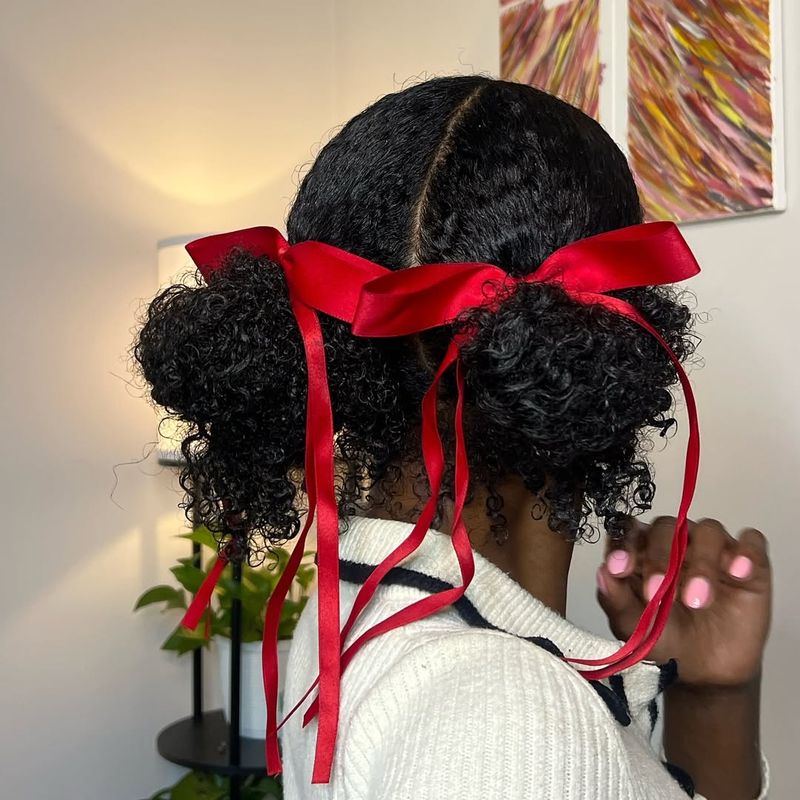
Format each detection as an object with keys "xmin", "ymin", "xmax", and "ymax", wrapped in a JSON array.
[
  {"xmin": 531, "ymin": 220, "xmax": 700, "ymax": 293},
  {"xmin": 283, "ymin": 242, "xmax": 388, "ymax": 321},
  {"xmin": 186, "ymin": 226, "xmax": 290, "ymax": 281},
  {"xmin": 353, "ymin": 262, "xmax": 509, "ymax": 336}
]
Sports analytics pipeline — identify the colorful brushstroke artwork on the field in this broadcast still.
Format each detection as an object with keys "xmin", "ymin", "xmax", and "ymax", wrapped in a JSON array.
[
  {"xmin": 628, "ymin": 0, "xmax": 780, "ymax": 222},
  {"xmin": 500, "ymin": 0, "xmax": 601, "ymax": 120}
]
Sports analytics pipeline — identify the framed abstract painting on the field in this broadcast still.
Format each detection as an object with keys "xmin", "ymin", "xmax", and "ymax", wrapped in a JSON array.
[
  {"xmin": 500, "ymin": 0, "xmax": 786, "ymax": 223},
  {"xmin": 500, "ymin": 0, "xmax": 602, "ymax": 120}
]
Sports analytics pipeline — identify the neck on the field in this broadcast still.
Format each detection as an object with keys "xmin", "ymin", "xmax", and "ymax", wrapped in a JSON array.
[{"xmin": 363, "ymin": 467, "xmax": 574, "ymax": 616}]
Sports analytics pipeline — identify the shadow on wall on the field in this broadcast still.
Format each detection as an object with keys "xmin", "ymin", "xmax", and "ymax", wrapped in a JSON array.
[
  {"xmin": 0, "ymin": 1, "xmax": 332, "ymax": 206},
  {"xmin": 0, "ymin": 49, "xmax": 303, "ymax": 609}
]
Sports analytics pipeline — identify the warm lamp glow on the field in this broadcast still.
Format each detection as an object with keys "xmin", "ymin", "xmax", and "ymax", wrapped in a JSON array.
[
  {"xmin": 155, "ymin": 235, "xmax": 206, "ymax": 466},
  {"xmin": 0, "ymin": 7, "xmax": 327, "ymax": 206}
]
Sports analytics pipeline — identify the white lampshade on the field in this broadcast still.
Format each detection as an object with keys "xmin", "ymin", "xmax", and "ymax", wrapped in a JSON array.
[{"xmin": 155, "ymin": 234, "xmax": 206, "ymax": 466}]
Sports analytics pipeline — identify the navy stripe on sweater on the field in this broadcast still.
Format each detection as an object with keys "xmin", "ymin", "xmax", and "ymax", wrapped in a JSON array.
[{"xmin": 338, "ymin": 558, "xmax": 632, "ymax": 726}]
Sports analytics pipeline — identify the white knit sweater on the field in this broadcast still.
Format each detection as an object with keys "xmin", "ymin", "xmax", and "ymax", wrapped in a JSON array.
[{"xmin": 280, "ymin": 516, "xmax": 769, "ymax": 799}]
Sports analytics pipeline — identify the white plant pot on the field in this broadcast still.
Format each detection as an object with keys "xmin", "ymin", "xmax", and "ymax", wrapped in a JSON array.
[{"xmin": 216, "ymin": 637, "xmax": 293, "ymax": 739}]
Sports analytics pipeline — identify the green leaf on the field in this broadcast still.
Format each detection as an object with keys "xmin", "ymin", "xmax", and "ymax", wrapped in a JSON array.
[
  {"xmin": 161, "ymin": 625, "xmax": 208, "ymax": 655},
  {"xmin": 280, "ymin": 598, "xmax": 302, "ymax": 615},
  {"xmin": 256, "ymin": 547, "xmax": 290, "ymax": 578},
  {"xmin": 217, "ymin": 575, "xmax": 266, "ymax": 617},
  {"xmin": 240, "ymin": 621, "xmax": 264, "ymax": 643},
  {"xmin": 277, "ymin": 596, "xmax": 308, "ymax": 639},
  {"xmin": 241, "ymin": 783, "xmax": 282, "ymax": 800},
  {"xmin": 171, "ymin": 771, "xmax": 227, "ymax": 800},
  {"xmin": 212, "ymin": 603, "xmax": 232, "ymax": 635},
  {"xmin": 209, "ymin": 614, "xmax": 228, "ymax": 639},
  {"xmin": 242, "ymin": 774, "xmax": 283, "ymax": 799},
  {"xmin": 216, "ymin": 575, "xmax": 242, "ymax": 600},
  {"xmin": 170, "ymin": 562, "xmax": 208, "ymax": 593},
  {"xmin": 247, "ymin": 568, "xmax": 279, "ymax": 596},
  {"xmin": 294, "ymin": 564, "xmax": 317, "ymax": 591},
  {"xmin": 241, "ymin": 592, "xmax": 269, "ymax": 618},
  {"xmin": 134, "ymin": 585, "xmax": 187, "ymax": 611},
  {"xmin": 178, "ymin": 525, "xmax": 219, "ymax": 551}
]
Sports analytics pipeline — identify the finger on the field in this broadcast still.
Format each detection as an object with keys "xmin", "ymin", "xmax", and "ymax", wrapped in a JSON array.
[
  {"xmin": 679, "ymin": 518, "xmax": 732, "ymax": 610},
  {"xmin": 596, "ymin": 564, "xmax": 645, "ymax": 641},
  {"xmin": 640, "ymin": 516, "xmax": 677, "ymax": 602},
  {"xmin": 722, "ymin": 527, "xmax": 770, "ymax": 585},
  {"xmin": 604, "ymin": 518, "xmax": 641, "ymax": 579}
]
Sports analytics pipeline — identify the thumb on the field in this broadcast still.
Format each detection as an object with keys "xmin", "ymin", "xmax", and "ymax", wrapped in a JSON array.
[{"xmin": 596, "ymin": 565, "xmax": 645, "ymax": 642}]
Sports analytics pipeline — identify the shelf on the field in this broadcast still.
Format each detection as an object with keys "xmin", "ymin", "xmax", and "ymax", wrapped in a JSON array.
[{"xmin": 156, "ymin": 710, "xmax": 267, "ymax": 777}]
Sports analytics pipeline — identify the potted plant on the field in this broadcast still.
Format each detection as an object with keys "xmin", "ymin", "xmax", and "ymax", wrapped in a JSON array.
[{"xmin": 135, "ymin": 525, "xmax": 316, "ymax": 737}]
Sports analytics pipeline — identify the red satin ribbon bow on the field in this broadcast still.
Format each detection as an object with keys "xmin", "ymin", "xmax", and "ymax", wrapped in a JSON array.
[{"xmin": 180, "ymin": 221, "xmax": 701, "ymax": 785}]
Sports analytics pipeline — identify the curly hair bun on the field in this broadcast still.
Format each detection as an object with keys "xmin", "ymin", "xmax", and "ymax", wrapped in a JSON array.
[
  {"xmin": 458, "ymin": 279, "xmax": 693, "ymax": 538},
  {"xmin": 136, "ymin": 248, "xmax": 313, "ymax": 541}
]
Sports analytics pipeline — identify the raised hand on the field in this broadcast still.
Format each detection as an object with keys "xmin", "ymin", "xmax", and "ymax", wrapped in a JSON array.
[{"xmin": 596, "ymin": 517, "xmax": 772, "ymax": 688}]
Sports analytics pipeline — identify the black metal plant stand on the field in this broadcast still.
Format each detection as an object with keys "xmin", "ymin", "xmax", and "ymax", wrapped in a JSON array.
[{"xmin": 155, "ymin": 531, "xmax": 266, "ymax": 800}]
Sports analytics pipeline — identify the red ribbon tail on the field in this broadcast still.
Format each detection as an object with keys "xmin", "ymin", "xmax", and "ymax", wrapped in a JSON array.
[
  {"xmin": 181, "ymin": 554, "xmax": 228, "ymax": 631},
  {"xmin": 263, "ymin": 509, "xmax": 316, "ymax": 776},
  {"xmin": 283, "ymin": 298, "xmax": 342, "ymax": 785},
  {"xmin": 301, "ymin": 346, "xmax": 478, "ymax": 727},
  {"xmin": 561, "ymin": 297, "xmax": 699, "ymax": 677}
]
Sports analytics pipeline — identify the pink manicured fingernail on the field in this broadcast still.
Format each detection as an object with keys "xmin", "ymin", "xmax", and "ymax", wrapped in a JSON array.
[
  {"xmin": 606, "ymin": 550, "xmax": 630, "ymax": 576},
  {"xmin": 596, "ymin": 566, "xmax": 609, "ymax": 595},
  {"xmin": 683, "ymin": 577, "xmax": 712, "ymax": 609},
  {"xmin": 729, "ymin": 555, "xmax": 754, "ymax": 580},
  {"xmin": 645, "ymin": 573, "xmax": 664, "ymax": 601}
]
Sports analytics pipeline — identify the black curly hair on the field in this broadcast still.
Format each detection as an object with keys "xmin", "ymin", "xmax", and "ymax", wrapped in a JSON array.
[{"xmin": 134, "ymin": 75, "xmax": 696, "ymax": 560}]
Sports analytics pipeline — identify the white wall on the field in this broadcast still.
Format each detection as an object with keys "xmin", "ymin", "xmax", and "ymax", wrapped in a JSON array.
[
  {"xmin": 0, "ymin": 2, "xmax": 335, "ymax": 798},
  {"xmin": 2, "ymin": 0, "xmax": 797, "ymax": 796},
  {"xmin": 333, "ymin": 0, "xmax": 799, "ymax": 795}
]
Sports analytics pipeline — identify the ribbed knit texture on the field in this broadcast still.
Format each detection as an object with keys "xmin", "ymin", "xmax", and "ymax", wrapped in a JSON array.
[{"xmin": 279, "ymin": 516, "xmax": 769, "ymax": 799}]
